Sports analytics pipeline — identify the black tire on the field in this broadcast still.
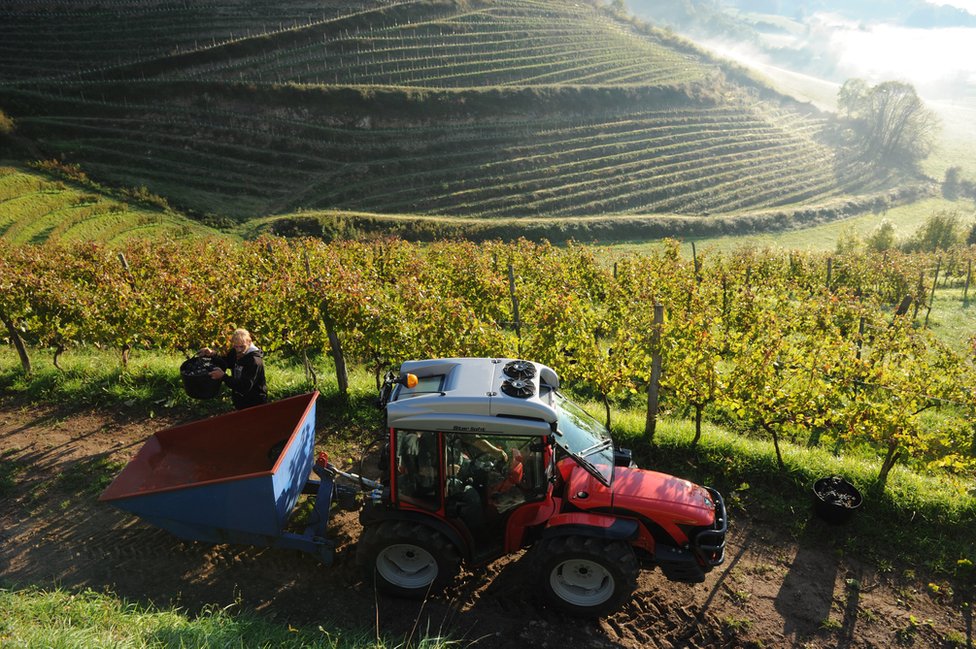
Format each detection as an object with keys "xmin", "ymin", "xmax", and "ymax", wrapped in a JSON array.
[
  {"xmin": 536, "ymin": 535, "xmax": 639, "ymax": 616},
  {"xmin": 357, "ymin": 520, "xmax": 461, "ymax": 598}
]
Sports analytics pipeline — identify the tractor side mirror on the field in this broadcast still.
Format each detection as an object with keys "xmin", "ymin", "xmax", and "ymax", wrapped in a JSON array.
[
  {"xmin": 377, "ymin": 371, "xmax": 418, "ymax": 407},
  {"xmin": 614, "ymin": 446, "xmax": 636, "ymax": 468}
]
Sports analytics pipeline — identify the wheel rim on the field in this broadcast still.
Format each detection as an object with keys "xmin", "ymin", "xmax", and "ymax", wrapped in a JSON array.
[
  {"xmin": 376, "ymin": 543, "xmax": 438, "ymax": 589},
  {"xmin": 549, "ymin": 558, "xmax": 615, "ymax": 607}
]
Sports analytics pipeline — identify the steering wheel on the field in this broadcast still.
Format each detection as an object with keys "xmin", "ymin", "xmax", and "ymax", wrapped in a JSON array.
[
  {"xmin": 472, "ymin": 450, "xmax": 507, "ymax": 471},
  {"xmin": 460, "ymin": 450, "xmax": 503, "ymax": 489}
]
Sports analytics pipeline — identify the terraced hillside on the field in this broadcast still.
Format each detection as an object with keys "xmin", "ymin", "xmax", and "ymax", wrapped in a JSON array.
[
  {"xmin": 0, "ymin": 0, "xmax": 394, "ymax": 82},
  {"xmin": 2, "ymin": 0, "xmax": 715, "ymax": 88},
  {"xmin": 0, "ymin": 0, "xmax": 925, "ymax": 238},
  {"xmin": 0, "ymin": 165, "xmax": 216, "ymax": 244}
]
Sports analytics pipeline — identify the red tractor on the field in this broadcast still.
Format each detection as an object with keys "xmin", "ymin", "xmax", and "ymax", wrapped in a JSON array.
[{"xmin": 357, "ymin": 358, "xmax": 727, "ymax": 615}]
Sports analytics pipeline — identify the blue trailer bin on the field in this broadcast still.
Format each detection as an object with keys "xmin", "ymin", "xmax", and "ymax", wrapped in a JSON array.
[{"xmin": 100, "ymin": 391, "xmax": 337, "ymax": 563}]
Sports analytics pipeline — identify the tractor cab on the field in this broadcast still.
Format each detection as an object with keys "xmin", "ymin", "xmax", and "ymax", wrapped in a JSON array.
[{"xmin": 374, "ymin": 358, "xmax": 558, "ymax": 561}]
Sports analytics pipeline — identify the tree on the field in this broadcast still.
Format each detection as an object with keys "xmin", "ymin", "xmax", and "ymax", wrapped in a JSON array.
[
  {"xmin": 943, "ymin": 166, "xmax": 962, "ymax": 200},
  {"xmin": 839, "ymin": 80, "xmax": 939, "ymax": 168},
  {"xmin": 865, "ymin": 219, "xmax": 896, "ymax": 252},
  {"xmin": 838, "ymin": 78, "xmax": 869, "ymax": 119},
  {"xmin": 660, "ymin": 296, "xmax": 723, "ymax": 445},
  {"xmin": 835, "ymin": 225, "xmax": 862, "ymax": 254},
  {"xmin": 721, "ymin": 292, "xmax": 856, "ymax": 471},
  {"xmin": 906, "ymin": 210, "xmax": 962, "ymax": 252},
  {"xmin": 0, "ymin": 242, "xmax": 33, "ymax": 374}
]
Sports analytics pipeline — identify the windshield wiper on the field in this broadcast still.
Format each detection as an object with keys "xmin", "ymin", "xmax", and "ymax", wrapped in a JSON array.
[
  {"xmin": 579, "ymin": 438, "xmax": 612, "ymax": 457},
  {"xmin": 573, "ymin": 452, "xmax": 611, "ymax": 487}
]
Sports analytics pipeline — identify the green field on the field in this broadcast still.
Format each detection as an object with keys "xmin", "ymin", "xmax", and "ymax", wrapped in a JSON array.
[{"xmin": 663, "ymin": 197, "xmax": 976, "ymax": 253}]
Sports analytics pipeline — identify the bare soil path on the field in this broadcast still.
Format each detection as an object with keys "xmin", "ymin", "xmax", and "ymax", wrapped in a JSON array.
[{"xmin": 0, "ymin": 398, "xmax": 971, "ymax": 648}]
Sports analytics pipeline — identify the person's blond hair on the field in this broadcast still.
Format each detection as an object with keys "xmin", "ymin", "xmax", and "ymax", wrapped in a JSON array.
[{"xmin": 230, "ymin": 328, "xmax": 253, "ymax": 345}]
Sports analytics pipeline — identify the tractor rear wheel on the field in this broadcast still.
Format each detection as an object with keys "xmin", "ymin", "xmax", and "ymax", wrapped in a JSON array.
[
  {"xmin": 357, "ymin": 521, "xmax": 461, "ymax": 598},
  {"xmin": 537, "ymin": 535, "xmax": 639, "ymax": 615}
]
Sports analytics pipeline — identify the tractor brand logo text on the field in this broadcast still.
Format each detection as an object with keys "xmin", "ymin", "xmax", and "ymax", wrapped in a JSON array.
[{"xmin": 452, "ymin": 425, "xmax": 487, "ymax": 432}]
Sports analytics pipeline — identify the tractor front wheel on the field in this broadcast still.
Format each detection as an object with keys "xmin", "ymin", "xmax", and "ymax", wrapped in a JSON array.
[
  {"xmin": 357, "ymin": 521, "xmax": 460, "ymax": 598},
  {"xmin": 537, "ymin": 535, "xmax": 639, "ymax": 616}
]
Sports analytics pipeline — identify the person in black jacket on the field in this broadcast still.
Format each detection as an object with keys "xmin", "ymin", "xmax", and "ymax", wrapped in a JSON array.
[{"xmin": 198, "ymin": 328, "xmax": 267, "ymax": 410}]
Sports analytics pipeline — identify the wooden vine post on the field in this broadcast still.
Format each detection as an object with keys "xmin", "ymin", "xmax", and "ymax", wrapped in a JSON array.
[
  {"xmin": 118, "ymin": 252, "xmax": 135, "ymax": 368},
  {"xmin": 964, "ymin": 259, "xmax": 972, "ymax": 307},
  {"xmin": 645, "ymin": 304, "xmax": 664, "ymax": 443},
  {"xmin": 304, "ymin": 251, "xmax": 348, "ymax": 399},
  {"xmin": 508, "ymin": 263, "xmax": 522, "ymax": 356},
  {"xmin": 924, "ymin": 258, "xmax": 940, "ymax": 328},
  {"xmin": 912, "ymin": 271, "xmax": 925, "ymax": 321}
]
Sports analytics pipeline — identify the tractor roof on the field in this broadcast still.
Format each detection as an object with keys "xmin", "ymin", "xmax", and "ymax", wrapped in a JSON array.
[{"xmin": 386, "ymin": 358, "xmax": 560, "ymax": 436}]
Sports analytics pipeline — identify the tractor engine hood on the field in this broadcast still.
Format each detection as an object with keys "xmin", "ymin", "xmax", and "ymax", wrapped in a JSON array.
[{"xmin": 564, "ymin": 463, "xmax": 717, "ymax": 529}]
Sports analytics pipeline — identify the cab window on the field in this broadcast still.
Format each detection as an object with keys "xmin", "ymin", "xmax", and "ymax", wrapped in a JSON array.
[
  {"xmin": 394, "ymin": 430, "xmax": 441, "ymax": 510},
  {"xmin": 444, "ymin": 433, "xmax": 548, "ymax": 515}
]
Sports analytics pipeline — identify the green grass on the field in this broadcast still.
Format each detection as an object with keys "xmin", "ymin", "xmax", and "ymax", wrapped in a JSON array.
[
  {"xmin": 0, "ymin": 344, "xmax": 379, "ymax": 423},
  {"xmin": 0, "ymin": 586, "xmax": 459, "ymax": 649},
  {"xmin": 609, "ymin": 412, "xmax": 976, "ymax": 575},
  {"xmin": 924, "ymin": 286, "xmax": 976, "ymax": 352},
  {"xmin": 923, "ymin": 99, "xmax": 976, "ymax": 181}
]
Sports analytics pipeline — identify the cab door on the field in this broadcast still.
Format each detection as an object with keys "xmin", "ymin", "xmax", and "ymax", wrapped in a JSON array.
[{"xmin": 443, "ymin": 432, "xmax": 548, "ymax": 557}]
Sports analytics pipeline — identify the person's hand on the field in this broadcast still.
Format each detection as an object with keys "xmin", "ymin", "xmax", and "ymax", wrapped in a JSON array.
[
  {"xmin": 209, "ymin": 368, "xmax": 225, "ymax": 380},
  {"xmin": 198, "ymin": 347, "xmax": 214, "ymax": 357},
  {"xmin": 509, "ymin": 449, "xmax": 522, "ymax": 465}
]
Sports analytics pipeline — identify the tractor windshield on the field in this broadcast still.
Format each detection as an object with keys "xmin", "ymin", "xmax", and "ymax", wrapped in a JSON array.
[{"xmin": 553, "ymin": 392, "xmax": 614, "ymax": 486}]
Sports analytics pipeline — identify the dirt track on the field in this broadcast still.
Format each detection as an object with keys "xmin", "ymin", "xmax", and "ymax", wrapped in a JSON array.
[{"xmin": 0, "ymin": 399, "xmax": 971, "ymax": 648}]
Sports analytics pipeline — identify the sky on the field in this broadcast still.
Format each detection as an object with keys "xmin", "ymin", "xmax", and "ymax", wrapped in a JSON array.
[
  {"xmin": 718, "ymin": 8, "xmax": 976, "ymax": 101},
  {"xmin": 821, "ymin": 17, "xmax": 976, "ymax": 95},
  {"xmin": 932, "ymin": 0, "xmax": 976, "ymax": 12}
]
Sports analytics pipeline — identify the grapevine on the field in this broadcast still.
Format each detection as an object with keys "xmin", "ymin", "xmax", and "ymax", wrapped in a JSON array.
[{"xmin": 1, "ymin": 236, "xmax": 974, "ymax": 488}]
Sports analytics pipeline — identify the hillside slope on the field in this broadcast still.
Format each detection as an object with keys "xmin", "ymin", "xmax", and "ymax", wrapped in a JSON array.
[
  {"xmin": 0, "ymin": 0, "xmax": 925, "ymax": 239},
  {"xmin": 0, "ymin": 163, "xmax": 217, "ymax": 244}
]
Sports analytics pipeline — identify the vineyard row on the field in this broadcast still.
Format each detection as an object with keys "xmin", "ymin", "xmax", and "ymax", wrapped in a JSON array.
[
  {"xmin": 2, "ymin": 237, "xmax": 975, "ymax": 488},
  {"xmin": 2, "ymin": 85, "xmax": 877, "ymax": 219}
]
